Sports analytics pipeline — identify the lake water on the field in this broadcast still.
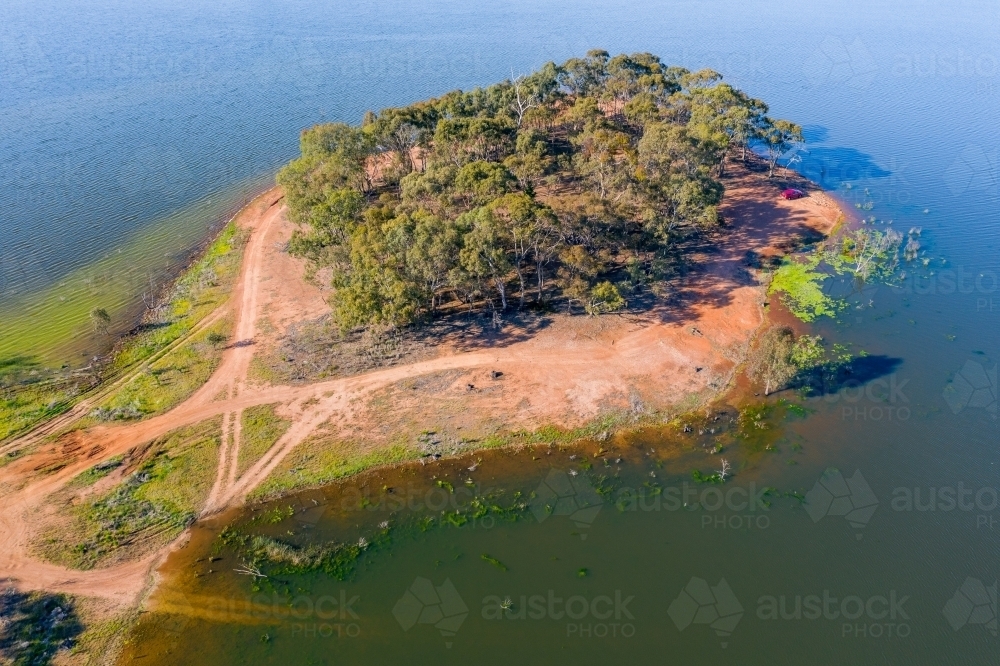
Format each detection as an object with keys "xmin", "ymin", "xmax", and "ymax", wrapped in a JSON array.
[{"xmin": 5, "ymin": 0, "xmax": 1000, "ymax": 663}]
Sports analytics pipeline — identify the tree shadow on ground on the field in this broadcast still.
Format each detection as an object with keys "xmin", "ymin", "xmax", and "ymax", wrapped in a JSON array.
[
  {"xmin": 413, "ymin": 306, "xmax": 554, "ymax": 352},
  {"xmin": 0, "ymin": 586, "xmax": 83, "ymax": 666}
]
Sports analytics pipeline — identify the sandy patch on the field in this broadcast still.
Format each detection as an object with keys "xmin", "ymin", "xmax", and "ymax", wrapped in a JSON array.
[{"xmin": 0, "ymin": 161, "xmax": 843, "ymax": 605}]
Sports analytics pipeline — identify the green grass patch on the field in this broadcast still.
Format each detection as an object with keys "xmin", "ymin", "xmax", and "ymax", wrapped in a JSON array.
[
  {"xmin": 250, "ymin": 441, "xmax": 420, "ymax": 501},
  {"xmin": 0, "ymin": 221, "xmax": 248, "ymax": 443},
  {"xmin": 0, "ymin": 358, "xmax": 89, "ymax": 442},
  {"xmin": 238, "ymin": 404, "xmax": 292, "ymax": 478},
  {"xmin": 251, "ymin": 408, "xmax": 678, "ymax": 501},
  {"xmin": 90, "ymin": 317, "xmax": 232, "ymax": 421},
  {"xmin": 65, "ymin": 455, "xmax": 125, "ymax": 490},
  {"xmin": 35, "ymin": 419, "xmax": 221, "ymax": 570}
]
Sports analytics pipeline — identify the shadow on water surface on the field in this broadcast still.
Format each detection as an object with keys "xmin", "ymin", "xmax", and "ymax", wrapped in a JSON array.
[
  {"xmin": 796, "ymin": 146, "xmax": 892, "ymax": 189},
  {"xmin": 790, "ymin": 354, "xmax": 904, "ymax": 398}
]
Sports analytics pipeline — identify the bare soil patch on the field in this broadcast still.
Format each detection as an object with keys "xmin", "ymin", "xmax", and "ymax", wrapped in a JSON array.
[{"xmin": 0, "ymin": 162, "xmax": 844, "ymax": 609}]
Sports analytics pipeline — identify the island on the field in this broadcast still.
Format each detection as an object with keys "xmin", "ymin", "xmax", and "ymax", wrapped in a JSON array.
[{"xmin": 0, "ymin": 50, "xmax": 860, "ymax": 662}]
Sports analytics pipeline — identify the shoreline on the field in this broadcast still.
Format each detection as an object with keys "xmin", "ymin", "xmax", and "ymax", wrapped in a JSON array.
[
  {"xmin": 0, "ymin": 179, "xmax": 280, "ymax": 369},
  {"xmin": 0, "ymin": 186, "xmax": 284, "ymax": 446},
  {"xmin": 0, "ymin": 159, "xmax": 844, "ymax": 621}
]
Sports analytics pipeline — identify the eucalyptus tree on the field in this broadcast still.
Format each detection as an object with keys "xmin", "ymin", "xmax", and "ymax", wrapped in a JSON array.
[{"xmin": 760, "ymin": 118, "xmax": 804, "ymax": 177}]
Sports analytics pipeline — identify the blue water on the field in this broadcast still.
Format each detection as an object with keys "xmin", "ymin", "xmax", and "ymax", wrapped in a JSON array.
[
  {"xmin": 4, "ymin": 0, "xmax": 1000, "ymax": 662},
  {"xmin": 5, "ymin": 0, "xmax": 996, "ymax": 300}
]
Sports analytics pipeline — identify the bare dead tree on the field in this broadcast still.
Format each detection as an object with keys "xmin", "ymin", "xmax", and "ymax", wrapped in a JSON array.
[
  {"xmin": 509, "ymin": 71, "xmax": 538, "ymax": 128},
  {"xmin": 718, "ymin": 459, "xmax": 731, "ymax": 482},
  {"xmin": 746, "ymin": 326, "xmax": 796, "ymax": 396},
  {"xmin": 850, "ymin": 228, "xmax": 902, "ymax": 279},
  {"xmin": 141, "ymin": 271, "xmax": 158, "ymax": 312},
  {"xmin": 234, "ymin": 561, "xmax": 267, "ymax": 579}
]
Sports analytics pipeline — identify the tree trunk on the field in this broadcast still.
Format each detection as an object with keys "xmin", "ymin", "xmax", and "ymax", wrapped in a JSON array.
[
  {"xmin": 495, "ymin": 278, "xmax": 508, "ymax": 310},
  {"xmin": 515, "ymin": 264, "xmax": 526, "ymax": 309}
]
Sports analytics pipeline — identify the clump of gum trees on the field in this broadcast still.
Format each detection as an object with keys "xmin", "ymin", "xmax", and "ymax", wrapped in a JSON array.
[{"xmin": 278, "ymin": 50, "xmax": 801, "ymax": 331}]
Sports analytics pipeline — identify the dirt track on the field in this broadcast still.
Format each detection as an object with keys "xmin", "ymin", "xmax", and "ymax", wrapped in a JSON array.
[{"xmin": 0, "ymin": 164, "xmax": 844, "ymax": 604}]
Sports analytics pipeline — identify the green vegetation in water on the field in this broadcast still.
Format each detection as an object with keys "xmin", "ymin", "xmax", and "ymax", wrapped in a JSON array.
[
  {"xmin": 238, "ymin": 404, "xmax": 292, "ymax": 477},
  {"xmin": 278, "ymin": 50, "xmax": 802, "ymax": 330},
  {"xmin": 218, "ymin": 485, "xmax": 530, "ymax": 586},
  {"xmin": 35, "ymin": 419, "xmax": 220, "ymax": 570},
  {"xmin": 244, "ymin": 532, "xmax": 381, "ymax": 581},
  {"xmin": 0, "ymin": 588, "xmax": 83, "ymax": 666},
  {"xmin": 481, "ymin": 554, "xmax": 508, "ymax": 571},
  {"xmin": 0, "ymin": 220, "xmax": 248, "ymax": 442},
  {"xmin": 768, "ymin": 225, "xmax": 910, "ymax": 323},
  {"xmin": 768, "ymin": 255, "xmax": 840, "ymax": 322},
  {"xmin": 780, "ymin": 399, "xmax": 812, "ymax": 419},
  {"xmin": 691, "ymin": 469, "xmax": 726, "ymax": 484},
  {"xmin": 735, "ymin": 402, "xmax": 777, "ymax": 453},
  {"xmin": 251, "ymin": 505, "xmax": 295, "ymax": 526}
]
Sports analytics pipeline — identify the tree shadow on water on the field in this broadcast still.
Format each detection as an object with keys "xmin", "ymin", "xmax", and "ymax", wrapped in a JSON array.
[
  {"xmin": 795, "ymin": 146, "xmax": 892, "ymax": 190},
  {"xmin": 790, "ymin": 354, "xmax": 904, "ymax": 398},
  {"xmin": 0, "ymin": 587, "xmax": 83, "ymax": 666},
  {"xmin": 0, "ymin": 356, "xmax": 42, "ymax": 388}
]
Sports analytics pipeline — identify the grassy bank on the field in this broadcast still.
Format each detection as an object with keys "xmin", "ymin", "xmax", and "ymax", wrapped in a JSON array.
[
  {"xmin": 0, "ymin": 216, "xmax": 249, "ymax": 442},
  {"xmin": 33, "ymin": 419, "xmax": 222, "ymax": 570},
  {"xmin": 237, "ymin": 404, "xmax": 293, "ymax": 478},
  {"xmin": 247, "ymin": 405, "xmax": 684, "ymax": 502}
]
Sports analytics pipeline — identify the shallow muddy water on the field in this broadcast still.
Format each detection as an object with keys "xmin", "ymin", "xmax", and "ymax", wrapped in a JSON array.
[
  {"xmin": 6, "ymin": 0, "xmax": 1000, "ymax": 663},
  {"xmin": 125, "ymin": 410, "xmax": 996, "ymax": 664}
]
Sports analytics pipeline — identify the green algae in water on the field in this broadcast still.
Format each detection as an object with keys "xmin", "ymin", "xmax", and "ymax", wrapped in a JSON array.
[
  {"xmin": 480, "ymin": 553, "xmax": 508, "ymax": 571},
  {"xmin": 768, "ymin": 255, "xmax": 841, "ymax": 322}
]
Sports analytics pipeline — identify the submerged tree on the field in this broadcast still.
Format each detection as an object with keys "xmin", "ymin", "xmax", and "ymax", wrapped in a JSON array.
[
  {"xmin": 89, "ymin": 307, "xmax": 111, "ymax": 337},
  {"xmin": 747, "ymin": 326, "xmax": 797, "ymax": 396}
]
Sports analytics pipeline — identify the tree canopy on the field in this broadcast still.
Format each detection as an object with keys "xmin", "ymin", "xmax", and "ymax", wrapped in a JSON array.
[{"xmin": 278, "ymin": 50, "xmax": 801, "ymax": 331}]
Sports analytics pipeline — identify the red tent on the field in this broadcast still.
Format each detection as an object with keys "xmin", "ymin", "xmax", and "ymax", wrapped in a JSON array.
[{"xmin": 781, "ymin": 188, "xmax": 805, "ymax": 200}]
